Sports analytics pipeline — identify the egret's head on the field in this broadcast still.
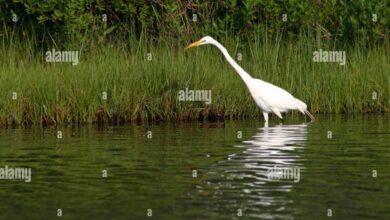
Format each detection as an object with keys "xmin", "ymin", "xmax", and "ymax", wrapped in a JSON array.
[{"xmin": 185, "ymin": 36, "xmax": 215, "ymax": 50}]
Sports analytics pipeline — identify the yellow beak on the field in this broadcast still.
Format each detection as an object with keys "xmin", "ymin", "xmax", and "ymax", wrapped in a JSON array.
[{"xmin": 184, "ymin": 40, "xmax": 205, "ymax": 50}]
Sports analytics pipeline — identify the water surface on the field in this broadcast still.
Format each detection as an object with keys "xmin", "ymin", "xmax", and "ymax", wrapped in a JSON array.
[{"xmin": 0, "ymin": 115, "xmax": 389, "ymax": 219}]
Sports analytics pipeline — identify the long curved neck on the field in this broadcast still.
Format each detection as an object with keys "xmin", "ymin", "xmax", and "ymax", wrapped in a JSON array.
[{"xmin": 212, "ymin": 41, "xmax": 253, "ymax": 84}]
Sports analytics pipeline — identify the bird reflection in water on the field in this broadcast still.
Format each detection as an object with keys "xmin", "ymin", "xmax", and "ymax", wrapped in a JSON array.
[{"xmin": 200, "ymin": 123, "xmax": 308, "ymax": 218}]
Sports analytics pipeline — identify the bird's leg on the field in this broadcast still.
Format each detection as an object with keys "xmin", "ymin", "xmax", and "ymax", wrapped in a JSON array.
[
  {"xmin": 281, "ymin": 112, "xmax": 286, "ymax": 123},
  {"xmin": 262, "ymin": 112, "xmax": 269, "ymax": 122},
  {"xmin": 271, "ymin": 108, "xmax": 283, "ymax": 121}
]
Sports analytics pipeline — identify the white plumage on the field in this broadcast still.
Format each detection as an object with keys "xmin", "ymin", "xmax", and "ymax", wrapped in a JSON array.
[{"xmin": 185, "ymin": 36, "xmax": 314, "ymax": 122}]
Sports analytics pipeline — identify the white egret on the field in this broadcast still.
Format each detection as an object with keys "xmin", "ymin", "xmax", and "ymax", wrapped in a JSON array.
[{"xmin": 185, "ymin": 36, "xmax": 315, "ymax": 122}]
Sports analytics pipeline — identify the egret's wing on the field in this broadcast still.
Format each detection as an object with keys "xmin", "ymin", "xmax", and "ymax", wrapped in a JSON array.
[{"xmin": 252, "ymin": 79, "xmax": 302, "ymax": 110}]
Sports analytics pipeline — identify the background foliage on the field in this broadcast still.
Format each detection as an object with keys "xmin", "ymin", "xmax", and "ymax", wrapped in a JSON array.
[
  {"xmin": 0, "ymin": 1, "xmax": 388, "ymax": 125},
  {"xmin": 1, "ymin": 0, "xmax": 389, "ymax": 47}
]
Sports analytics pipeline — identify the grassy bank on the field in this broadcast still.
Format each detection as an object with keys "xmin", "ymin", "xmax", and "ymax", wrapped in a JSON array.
[{"xmin": 0, "ymin": 36, "xmax": 389, "ymax": 125}]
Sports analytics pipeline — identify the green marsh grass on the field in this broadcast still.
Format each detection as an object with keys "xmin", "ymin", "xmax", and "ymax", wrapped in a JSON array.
[{"xmin": 0, "ymin": 36, "xmax": 389, "ymax": 125}]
